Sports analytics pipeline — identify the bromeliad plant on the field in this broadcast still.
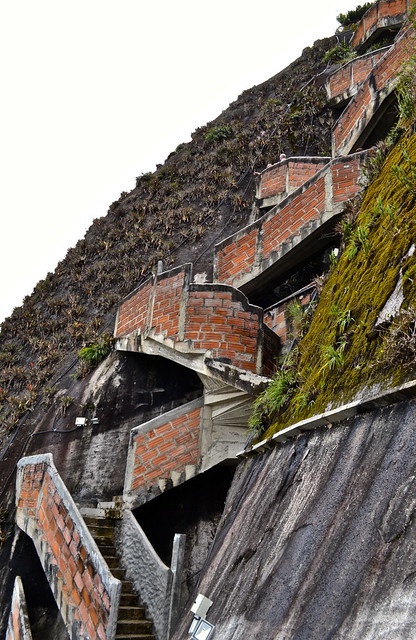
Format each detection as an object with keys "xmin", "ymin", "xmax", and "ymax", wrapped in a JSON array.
[{"xmin": 78, "ymin": 333, "xmax": 114, "ymax": 371}]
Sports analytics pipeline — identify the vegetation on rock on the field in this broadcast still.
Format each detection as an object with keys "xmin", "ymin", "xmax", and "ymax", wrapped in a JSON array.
[
  {"xmin": 0, "ymin": 36, "xmax": 334, "ymax": 439},
  {"xmin": 337, "ymin": 2, "xmax": 374, "ymax": 28},
  {"xmin": 251, "ymin": 82, "xmax": 416, "ymax": 440}
]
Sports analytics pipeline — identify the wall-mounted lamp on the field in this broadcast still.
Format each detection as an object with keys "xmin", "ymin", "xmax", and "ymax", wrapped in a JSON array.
[
  {"xmin": 191, "ymin": 594, "xmax": 213, "ymax": 618},
  {"xmin": 190, "ymin": 618, "xmax": 215, "ymax": 640},
  {"xmin": 74, "ymin": 417, "xmax": 100, "ymax": 427},
  {"xmin": 188, "ymin": 594, "xmax": 214, "ymax": 639}
]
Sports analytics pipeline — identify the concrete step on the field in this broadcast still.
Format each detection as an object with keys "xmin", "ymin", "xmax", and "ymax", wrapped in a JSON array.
[
  {"xmin": 119, "ymin": 593, "xmax": 141, "ymax": 607},
  {"xmin": 86, "ymin": 524, "xmax": 115, "ymax": 538},
  {"xmin": 103, "ymin": 555, "xmax": 119, "ymax": 568},
  {"xmin": 96, "ymin": 543, "xmax": 117, "ymax": 555},
  {"xmin": 120, "ymin": 581, "xmax": 135, "ymax": 594},
  {"xmin": 92, "ymin": 534, "xmax": 116, "ymax": 547},
  {"xmin": 116, "ymin": 620, "xmax": 153, "ymax": 634},
  {"xmin": 111, "ymin": 567, "xmax": 126, "ymax": 580},
  {"xmin": 83, "ymin": 515, "xmax": 115, "ymax": 527},
  {"xmin": 114, "ymin": 636, "xmax": 155, "ymax": 640},
  {"xmin": 118, "ymin": 606, "xmax": 146, "ymax": 620}
]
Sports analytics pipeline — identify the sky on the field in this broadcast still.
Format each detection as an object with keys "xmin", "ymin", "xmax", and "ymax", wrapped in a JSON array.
[{"xmin": 0, "ymin": 0, "xmax": 362, "ymax": 325}]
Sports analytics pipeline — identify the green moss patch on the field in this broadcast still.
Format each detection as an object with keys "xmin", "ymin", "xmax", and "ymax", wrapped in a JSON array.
[{"xmin": 260, "ymin": 133, "xmax": 416, "ymax": 440}]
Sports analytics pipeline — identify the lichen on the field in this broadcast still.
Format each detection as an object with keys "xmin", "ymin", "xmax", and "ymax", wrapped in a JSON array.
[{"xmin": 260, "ymin": 132, "xmax": 416, "ymax": 440}]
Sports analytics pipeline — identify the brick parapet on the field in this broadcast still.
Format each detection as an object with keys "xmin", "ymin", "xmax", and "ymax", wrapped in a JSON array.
[
  {"xmin": 115, "ymin": 265, "xmax": 270, "ymax": 376},
  {"xmin": 16, "ymin": 454, "xmax": 121, "ymax": 640},
  {"xmin": 124, "ymin": 398, "xmax": 204, "ymax": 495},
  {"xmin": 257, "ymin": 157, "xmax": 330, "ymax": 206},
  {"xmin": 333, "ymin": 26, "xmax": 414, "ymax": 156},
  {"xmin": 214, "ymin": 151, "xmax": 368, "ymax": 290},
  {"xmin": 264, "ymin": 286, "xmax": 316, "ymax": 348},
  {"xmin": 5, "ymin": 577, "xmax": 32, "ymax": 640},
  {"xmin": 351, "ymin": 0, "xmax": 411, "ymax": 52},
  {"xmin": 325, "ymin": 47, "xmax": 389, "ymax": 105}
]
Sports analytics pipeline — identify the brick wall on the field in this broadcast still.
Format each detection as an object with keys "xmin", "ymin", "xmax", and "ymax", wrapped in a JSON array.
[
  {"xmin": 126, "ymin": 399, "xmax": 203, "ymax": 493},
  {"xmin": 333, "ymin": 26, "xmax": 413, "ymax": 155},
  {"xmin": 5, "ymin": 577, "xmax": 32, "ymax": 640},
  {"xmin": 326, "ymin": 48, "xmax": 387, "ymax": 104},
  {"xmin": 16, "ymin": 455, "xmax": 120, "ymax": 640},
  {"xmin": 151, "ymin": 269, "xmax": 186, "ymax": 338},
  {"xmin": 352, "ymin": 0, "xmax": 410, "ymax": 51},
  {"xmin": 332, "ymin": 158, "xmax": 363, "ymax": 202},
  {"xmin": 115, "ymin": 279, "xmax": 153, "ymax": 337},
  {"xmin": 115, "ymin": 265, "xmax": 189, "ymax": 339},
  {"xmin": 264, "ymin": 289, "xmax": 315, "ymax": 348},
  {"xmin": 212, "ymin": 228, "xmax": 258, "ymax": 284},
  {"xmin": 185, "ymin": 285, "xmax": 262, "ymax": 372},
  {"xmin": 214, "ymin": 154, "xmax": 367, "ymax": 290},
  {"xmin": 259, "ymin": 163, "xmax": 286, "ymax": 198},
  {"xmin": 258, "ymin": 158, "xmax": 328, "ymax": 201},
  {"xmin": 115, "ymin": 265, "xmax": 269, "ymax": 375},
  {"xmin": 262, "ymin": 176, "xmax": 326, "ymax": 257}
]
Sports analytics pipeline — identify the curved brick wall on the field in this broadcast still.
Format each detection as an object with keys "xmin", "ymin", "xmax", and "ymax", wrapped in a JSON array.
[
  {"xmin": 257, "ymin": 157, "xmax": 329, "ymax": 203},
  {"xmin": 214, "ymin": 153, "xmax": 367, "ymax": 290},
  {"xmin": 115, "ymin": 265, "xmax": 268, "ymax": 374},
  {"xmin": 333, "ymin": 26, "xmax": 413, "ymax": 156},
  {"xmin": 16, "ymin": 455, "xmax": 121, "ymax": 640},
  {"xmin": 325, "ymin": 48, "xmax": 389, "ymax": 105},
  {"xmin": 352, "ymin": 0, "xmax": 410, "ymax": 51}
]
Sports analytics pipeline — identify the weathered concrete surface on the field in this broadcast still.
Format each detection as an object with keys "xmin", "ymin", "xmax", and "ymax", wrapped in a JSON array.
[
  {"xmin": 172, "ymin": 399, "xmax": 416, "ymax": 640},
  {"xmin": 116, "ymin": 510, "xmax": 173, "ymax": 640}
]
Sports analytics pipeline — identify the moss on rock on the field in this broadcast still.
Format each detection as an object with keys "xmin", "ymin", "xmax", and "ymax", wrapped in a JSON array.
[{"xmin": 261, "ymin": 133, "xmax": 416, "ymax": 440}]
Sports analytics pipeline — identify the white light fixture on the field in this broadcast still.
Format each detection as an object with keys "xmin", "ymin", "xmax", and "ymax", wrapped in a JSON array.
[
  {"xmin": 75, "ymin": 417, "xmax": 87, "ymax": 427},
  {"xmin": 191, "ymin": 594, "xmax": 213, "ymax": 618},
  {"xmin": 188, "ymin": 595, "xmax": 214, "ymax": 638},
  {"xmin": 191, "ymin": 618, "xmax": 215, "ymax": 640}
]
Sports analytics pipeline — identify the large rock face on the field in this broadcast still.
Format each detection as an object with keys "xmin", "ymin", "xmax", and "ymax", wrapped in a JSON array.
[{"xmin": 172, "ymin": 399, "xmax": 416, "ymax": 639}]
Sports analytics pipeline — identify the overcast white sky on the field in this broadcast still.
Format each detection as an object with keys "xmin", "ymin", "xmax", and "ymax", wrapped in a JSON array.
[{"xmin": 0, "ymin": 0, "xmax": 361, "ymax": 325}]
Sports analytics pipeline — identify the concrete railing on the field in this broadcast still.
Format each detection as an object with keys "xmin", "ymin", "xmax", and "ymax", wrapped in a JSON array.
[
  {"xmin": 115, "ymin": 263, "xmax": 276, "ymax": 376},
  {"xmin": 16, "ymin": 454, "xmax": 121, "ymax": 640},
  {"xmin": 333, "ymin": 26, "xmax": 414, "ymax": 156},
  {"xmin": 5, "ymin": 577, "xmax": 32, "ymax": 640},
  {"xmin": 116, "ymin": 510, "xmax": 185, "ymax": 640},
  {"xmin": 325, "ymin": 47, "xmax": 389, "ymax": 106},
  {"xmin": 351, "ymin": 0, "xmax": 411, "ymax": 52},
  {"xmin": 214, "ymin": 151, "xmax": 368, "ymax": 291}
]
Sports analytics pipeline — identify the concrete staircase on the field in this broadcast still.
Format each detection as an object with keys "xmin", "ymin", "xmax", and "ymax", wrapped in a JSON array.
[{"xmin": 84, "ymin": 516, "xmax": 156, "ymax": 640}]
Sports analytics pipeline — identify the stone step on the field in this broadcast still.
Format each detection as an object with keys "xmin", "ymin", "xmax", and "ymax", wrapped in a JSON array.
[{"xmin": 116, "ymin": 619, "xmax": 153, "ymax": 634}]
